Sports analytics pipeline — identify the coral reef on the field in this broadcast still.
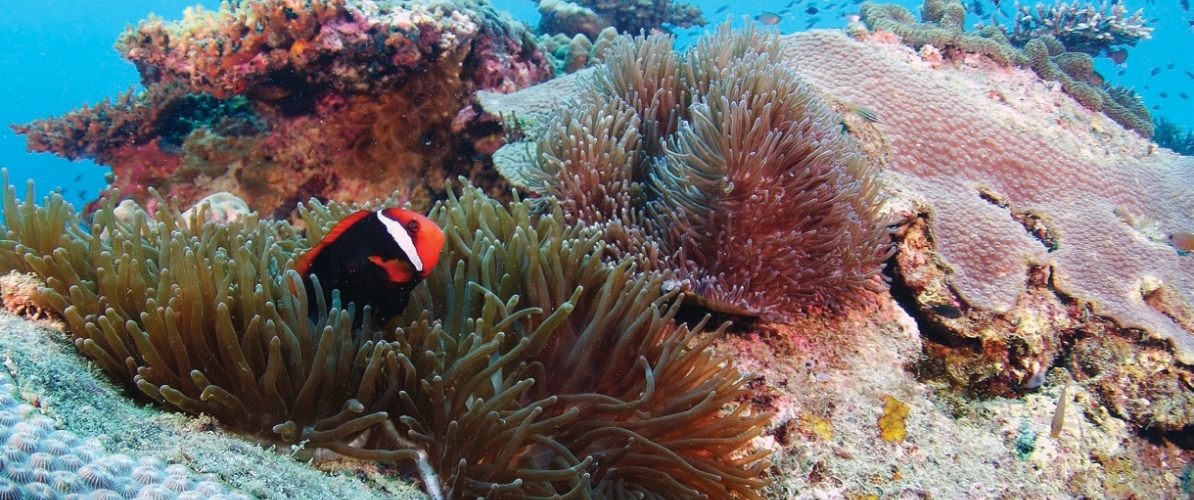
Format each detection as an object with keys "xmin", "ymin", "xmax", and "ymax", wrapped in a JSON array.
[
  {"xmin": 13, "ymin": 0, "xmax": 554, "ymax": 219},
  {"xmin": 0, "ymin": 367, "xmax": 252, "ymax": 499},
  {"xmin": 499, "ymin": 26, "xmax": 893, "ymax": 321},
  {"xmin": 486, "ymin": 22, "xmax": 1194, "ymax": 472},
  {"xmin": 716, "ymin": 295, "xmax": 1190, "ymax": 498},
  {"xmin": 780, "ymin": 29, "xmax": 1194, "ymax": 428},
  {"xmin": 535, "ymin": 0, "xmax": 706, "ymax": 39},
  {"xmin": 859, "ymin": 0, "xmax": 1026, "ymax": 65},
  {"xmin": 0, "ymin": 315, "xmax": 426, "ymax": 499},
  {"xmin": 11, "ymin": 83, "xmax": 195, "ymax": 163},
  {"xmin": 538, "ymin": 26, "xmax": 620, "ymax": 74},
  {"xmin": 0, "ymin": 174, "xmax": 769, "ymax": 498},
  {"xmin": 859, "ymin": 0, "xmax": 1153, "ymax": 137},
  {"xmin": 1009, "ymin": 0, "xmax": 1152, "ymax": 55},
  {"xmin": 0, "ymin": 271, "xmax": 54, "ymax": 320},
  {"xmin": 1024, "ymin": 35, "xmax": 1153, "ymax": 136}
]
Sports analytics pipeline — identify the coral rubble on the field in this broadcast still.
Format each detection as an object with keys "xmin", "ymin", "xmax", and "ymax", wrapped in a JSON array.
[{"xmin": 13, "ymin": 0, "xmax": 555, "ymax": 219}]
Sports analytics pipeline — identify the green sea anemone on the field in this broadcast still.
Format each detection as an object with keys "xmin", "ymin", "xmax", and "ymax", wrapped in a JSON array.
[{"xmin": 0, "ymin": 173, "xmax": 770, "ymax": 498}]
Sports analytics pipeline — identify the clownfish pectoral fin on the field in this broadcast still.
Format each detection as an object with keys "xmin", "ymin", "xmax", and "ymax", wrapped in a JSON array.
[{"xmin": 368, "ymin": 255, "xmax": 417, "ymax": 284}]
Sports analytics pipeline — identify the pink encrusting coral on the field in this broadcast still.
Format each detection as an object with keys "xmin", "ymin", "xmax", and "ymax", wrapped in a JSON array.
[
  {"xmin": 781, "ymin": 30, "xmax": 1194, "ymax": 363},
  {"xmin": 14, "ymin": 0, "xmax": 554, "ymax": 218}
]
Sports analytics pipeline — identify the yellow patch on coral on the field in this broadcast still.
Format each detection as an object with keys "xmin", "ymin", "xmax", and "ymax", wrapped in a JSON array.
[
  {"xmin": 878, "ymin": 395, "xmax": 910, "ymax": 443},
  {"xmin": 798, "ymin": 413, "xmax": 835, "ymax": 441}
]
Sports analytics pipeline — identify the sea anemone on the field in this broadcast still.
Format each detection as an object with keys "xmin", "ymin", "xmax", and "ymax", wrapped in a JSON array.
[
  {"xmin": 0, "ymin": 173, "xmax": 770, "ymax": 498},
  {"xmin": 523, "ymin": 25, "xmax": 893, "ymax": 320}
]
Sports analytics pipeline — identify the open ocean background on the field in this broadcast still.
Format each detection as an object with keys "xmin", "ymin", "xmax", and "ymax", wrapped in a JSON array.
[{"xmin": 1, "ymin": 0, "xmax": 1190, "ymax": 204}]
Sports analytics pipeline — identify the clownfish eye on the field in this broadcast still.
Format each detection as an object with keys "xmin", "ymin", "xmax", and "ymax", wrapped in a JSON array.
[{"xmin": 406, "ymin": 220, "xmax": 419, "ymax": 233}]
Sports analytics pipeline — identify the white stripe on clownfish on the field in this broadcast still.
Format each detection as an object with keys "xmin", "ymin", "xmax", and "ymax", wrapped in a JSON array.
[{"xmin": 378, "ymin": 211, "xmax": 423, "ymax": 272}]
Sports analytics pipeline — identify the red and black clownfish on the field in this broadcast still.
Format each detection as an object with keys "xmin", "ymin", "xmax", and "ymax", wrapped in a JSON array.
[{"xmin": 293, "ymin": 207, "xmax": 445, "ymax": 329}]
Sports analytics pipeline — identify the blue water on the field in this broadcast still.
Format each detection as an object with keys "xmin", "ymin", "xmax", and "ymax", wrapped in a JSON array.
[{"xmin": 0, "ymin": 0, "xmax": 1190, "ymax": 203}]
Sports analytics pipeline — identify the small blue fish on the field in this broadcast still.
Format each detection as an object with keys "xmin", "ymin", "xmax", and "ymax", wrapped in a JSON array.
[
  {"xmin": 716, "ymin": 5, "xmax": 729, "ymax": 13},
  {"xmin": 805, "ymin": 5, "xmax": 819, "ymax": 14},
  {"xmin": 805, "ymin": 16, "xmax": 821, "ymax": 28},
  {"xmin": 756, "ymin": 11, "xmax": 783, "ymax": 25}
]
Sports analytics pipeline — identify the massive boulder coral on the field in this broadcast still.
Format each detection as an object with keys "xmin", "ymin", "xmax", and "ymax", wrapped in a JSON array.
[
  {"xmin": 13, "ymin": 0, "xmax": 554, "ymax": 219},
  {"xmin": 780, "ymin": 29, "xmax": 1194, "ymax": 424}
]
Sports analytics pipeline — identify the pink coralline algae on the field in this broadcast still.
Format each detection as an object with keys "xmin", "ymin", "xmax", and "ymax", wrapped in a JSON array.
[
  {"xmin": 785, "ymin": 30, "xmax": 1194, "ymax": 361},
  {"xmin": 13, "ymin": 0, "xmax": 554, "ymax": 218}
]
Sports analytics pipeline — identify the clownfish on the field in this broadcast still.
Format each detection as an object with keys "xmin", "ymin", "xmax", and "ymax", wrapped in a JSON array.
[{"xmin": 294, "ymin": 208, "xmax": 445, "ymax": 329}]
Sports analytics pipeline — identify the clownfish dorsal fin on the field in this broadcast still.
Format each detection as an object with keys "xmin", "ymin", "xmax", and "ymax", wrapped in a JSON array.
[{"xmin": 294, "ymin": 210, "xmax": 374, "ymax": 277}]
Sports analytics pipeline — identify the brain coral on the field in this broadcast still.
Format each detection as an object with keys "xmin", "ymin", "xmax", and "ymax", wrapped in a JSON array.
[{"xmin": 779, "ymin": 30, "xmax": 1194, "ymax": 363}]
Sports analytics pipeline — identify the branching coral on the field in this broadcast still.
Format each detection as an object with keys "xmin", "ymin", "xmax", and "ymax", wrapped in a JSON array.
[
  {"xmin": 522, "ymin": 26, "xmax": 893, "ymax": 320},
  {"xmin": 0, "ymin": 173, "xmax": 770, "ymax": 498},
  {"xmin": 1009, "ymin": 0, "xmax": 1152, "ymax": 55}
]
